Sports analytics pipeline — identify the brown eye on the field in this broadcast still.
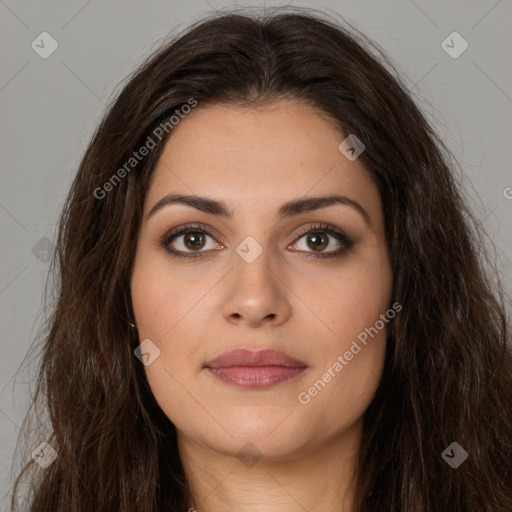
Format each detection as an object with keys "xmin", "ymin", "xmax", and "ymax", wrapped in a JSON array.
[
  {"xmin": 161, "ymin": 224, "xmax": 223, "ymax": 259},
  {"xmin": 290, "ymin": 223, "xmax": 354, "ymax": 259},
  {"xmin": 182, "ymin": 231, "xmax": 207, "ymax": 251},
  {"xmin": 304, "ymin": 231, "xmax": 329, "ymax": 252},
  {"xmin": 161, "ymin": 222, "xmax": 353, "ymax": 261}
]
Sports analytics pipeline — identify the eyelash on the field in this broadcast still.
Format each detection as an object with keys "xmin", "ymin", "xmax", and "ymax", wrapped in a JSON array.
[{"xmin": 160, "ymin": 222, "xmax": 354, "ymax": 260}]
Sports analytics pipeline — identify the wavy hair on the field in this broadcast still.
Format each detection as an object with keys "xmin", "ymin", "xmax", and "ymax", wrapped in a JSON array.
[{"xmin": 10, "ymin": 6, "xmax": 512, "ymax": 511}]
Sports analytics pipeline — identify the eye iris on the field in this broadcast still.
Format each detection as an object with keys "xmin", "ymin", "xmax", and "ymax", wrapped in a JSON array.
[
  {"xmin": 307, "ymin": 232, "xmax": 328, "ymax": 251},
  {"xmin": 184, "ymin": 231, "xmax": 206, "ymax": 250}
]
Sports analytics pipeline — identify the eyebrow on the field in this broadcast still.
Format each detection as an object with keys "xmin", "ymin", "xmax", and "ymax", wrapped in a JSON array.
[{"xmin": 147, "ymin": 193, "xmax": 372, "ymax": 227}]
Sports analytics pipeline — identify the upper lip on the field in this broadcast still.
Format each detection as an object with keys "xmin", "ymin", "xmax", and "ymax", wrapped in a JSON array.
[{"xmin": 204, "ymin": 348, "xmax": 307, "ymax": 368}]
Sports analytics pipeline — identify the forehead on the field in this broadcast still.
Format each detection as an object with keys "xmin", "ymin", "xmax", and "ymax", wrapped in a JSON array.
[{"xmin": 145, "ymin": 100, "xmax": 381, "ymax": 221}]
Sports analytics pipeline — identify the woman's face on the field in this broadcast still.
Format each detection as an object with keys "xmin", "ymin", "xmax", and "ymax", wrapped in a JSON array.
[{"xmin": 131, "ymin": 100, "xmax": 393, "ymax": 460}]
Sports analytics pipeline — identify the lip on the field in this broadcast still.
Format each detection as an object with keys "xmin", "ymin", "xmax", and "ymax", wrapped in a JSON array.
[
  {"xmin": 204, "ymin": 348, "xmax": 308, "ymax": 389},
  {"xmin": 205, "ymin": 348, "xmax": 306, "ymax": 368}
]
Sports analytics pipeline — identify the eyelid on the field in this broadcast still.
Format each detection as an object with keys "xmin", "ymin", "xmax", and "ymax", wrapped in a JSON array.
[
  {"xmin": 295, "ymin": 222, "xmax": 347, "ymax": 239},
  {"xmin": 160, "ymin": 221, "xmax": 354, "ymax": 259},
  {"xmin": 290, "ymin": 222, "xmax": 354, "ymax": 256},
  {"xmin": 161, "ymin": 222, "xmax": 222, "ymax": 243}
]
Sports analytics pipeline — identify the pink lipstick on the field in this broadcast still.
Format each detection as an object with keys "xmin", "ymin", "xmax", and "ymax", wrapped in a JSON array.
[{"xmin": 204, "ymin": 348, "xmax": 307, "ymax": 389}]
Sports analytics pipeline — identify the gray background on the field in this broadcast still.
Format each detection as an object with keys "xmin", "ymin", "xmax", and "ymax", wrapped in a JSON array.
[{"xmin": 1, "ymin": 0, "xmax": 511, "ymax": 507}]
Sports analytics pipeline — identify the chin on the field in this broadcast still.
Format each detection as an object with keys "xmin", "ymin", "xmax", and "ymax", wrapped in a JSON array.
[
  {"xmin": 178, "ymin": 410, "xmax": 312, "ymax": 460},
  {"xmin": 207, "ymin": 429, "xmax": 309, "ymax": 462}
]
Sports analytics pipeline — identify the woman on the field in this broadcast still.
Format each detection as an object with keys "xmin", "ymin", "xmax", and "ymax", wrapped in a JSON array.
[{"xmin": 11, "ymin": 6, "xmax": 512, "ymax": 511}]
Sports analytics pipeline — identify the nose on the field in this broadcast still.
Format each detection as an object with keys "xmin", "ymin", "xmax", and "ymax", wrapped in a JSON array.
[{"xmin": 221, "ymin": 245, "xmax": 292, "ymax": 329}]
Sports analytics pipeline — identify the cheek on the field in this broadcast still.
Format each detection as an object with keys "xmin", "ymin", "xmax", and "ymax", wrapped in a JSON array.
[
  {"xmin": 297, "ymin": 251, "xmax": 393, "ymax": 344},
  {"xmin": 297, "ymin": 338, "xmax": 386, "ymax": 435},
  {"xmin": 131, "ymin": 264, "xmax": 202, "ymax": 432},
  {"xmin": 130, "ymin": 253, "xmax": 213, "ymax": 419},
  {"xmin": 293, "ymin": 251, "xmax": 392, "ymax": 408},
  {"xmin": 130, "ymin": 250, "xmax": 205, "ymax": 339},
  {"xmin": 294, "ymin": 268, "xmax": 391, "ymax": 426}
]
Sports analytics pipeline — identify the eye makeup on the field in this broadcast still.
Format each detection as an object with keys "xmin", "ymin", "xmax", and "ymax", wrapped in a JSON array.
[{"xmin": 159, "ymin": 221, "xmax": 354, "ymax": 261}]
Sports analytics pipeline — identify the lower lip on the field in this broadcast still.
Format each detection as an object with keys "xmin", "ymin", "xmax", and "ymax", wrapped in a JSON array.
[{"xmin": 206, "ymin": 366, "xmax": 306, "ymax": 389}]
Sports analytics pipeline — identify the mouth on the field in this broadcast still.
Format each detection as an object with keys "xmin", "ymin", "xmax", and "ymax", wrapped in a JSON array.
[{"xmin": 204, "ymin": 348, "xmax": 308, "ymax": 389}]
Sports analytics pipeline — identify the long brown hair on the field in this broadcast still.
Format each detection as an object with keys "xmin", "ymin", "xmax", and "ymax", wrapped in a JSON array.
[{"xmin": 10, "ymin": 6, "xmax": 512, "ymax": 511}]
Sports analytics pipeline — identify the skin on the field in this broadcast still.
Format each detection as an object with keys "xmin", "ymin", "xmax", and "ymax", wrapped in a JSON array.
[{"xmin": 130, "ymin": 100, "xmax": 393, "ymax": 511}]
